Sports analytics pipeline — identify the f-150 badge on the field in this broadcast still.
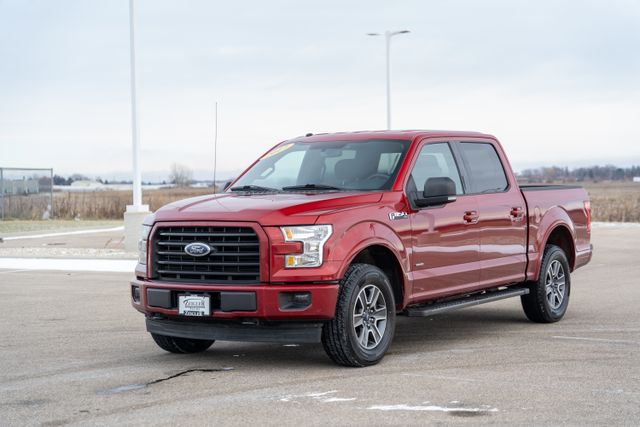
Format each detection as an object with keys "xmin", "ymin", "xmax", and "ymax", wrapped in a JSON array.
[{"xmin": 389, "ymin": 211, "xmax": 408, "ymax": 220}]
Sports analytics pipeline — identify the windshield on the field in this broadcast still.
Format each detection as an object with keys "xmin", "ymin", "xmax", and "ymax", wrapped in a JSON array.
[{"xmin": 230, "ymin": 139, "xmax": 411, "ymax": 192}]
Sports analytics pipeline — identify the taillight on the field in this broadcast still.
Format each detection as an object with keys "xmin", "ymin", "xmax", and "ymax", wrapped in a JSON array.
[{"xmin": 584, "ymin": 200, "xmax": 591, "ymax": 233}]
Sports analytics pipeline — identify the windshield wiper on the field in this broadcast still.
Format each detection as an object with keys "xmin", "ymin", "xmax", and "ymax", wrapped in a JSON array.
[
  {"xmin": 230, "ymin": 185, "xmax": 279, "ymax": 192},
  {"xmin": 282, "ymin": 184, "xmax": 344, "ymax": 192}
]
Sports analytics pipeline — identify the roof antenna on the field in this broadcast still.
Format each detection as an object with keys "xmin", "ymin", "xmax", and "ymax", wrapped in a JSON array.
[{"xmin": 213, "ymin": 101, "xmax": 218, "ymax": 194}]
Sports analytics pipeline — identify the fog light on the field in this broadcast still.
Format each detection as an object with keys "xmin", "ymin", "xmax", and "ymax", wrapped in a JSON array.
[
  {"xmin": 131, "ymin": 285, "xmax": 141, "ymax": 303},
  {"xmin": 278, "ymin": 291, "xmax": 312, "ymax": 310}
]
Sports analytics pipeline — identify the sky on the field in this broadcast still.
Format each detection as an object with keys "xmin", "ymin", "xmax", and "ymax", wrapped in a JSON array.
[{"xmin": 1, "ymin": 0, "xmax": 639, "ymax": 182}]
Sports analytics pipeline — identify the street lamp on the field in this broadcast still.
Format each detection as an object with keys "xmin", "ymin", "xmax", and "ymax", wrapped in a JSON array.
[
  {"xmin": 124, "ymin": 0, "xmax": 150, "ymax": 251},
  {"xmin": 367, "ymin": 30, "xmax": 410, "ymax": 130}
]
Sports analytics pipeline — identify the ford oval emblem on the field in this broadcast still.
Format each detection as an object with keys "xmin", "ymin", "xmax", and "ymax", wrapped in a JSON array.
[{"xmin": 184, "ymin": 242, "xmax": 212, "ymax": 257}]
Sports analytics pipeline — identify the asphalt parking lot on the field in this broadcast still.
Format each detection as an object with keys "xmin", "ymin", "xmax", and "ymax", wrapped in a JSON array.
[{"xmin": 0, "ymin": 225, "xmax": 639, "ymax": 426}]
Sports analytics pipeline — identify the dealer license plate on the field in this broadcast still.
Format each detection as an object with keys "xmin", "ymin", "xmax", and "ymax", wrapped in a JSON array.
[{"xmin": 178, "ymin": 295, "xmax": 210, "ymax": 316}]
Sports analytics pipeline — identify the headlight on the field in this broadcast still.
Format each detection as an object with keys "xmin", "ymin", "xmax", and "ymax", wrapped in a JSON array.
[
  {"xmin": 138, "ymin": 224, "xmax": 152, "ymax": 265},
  {"xmin": 280, "ymin": 225, "xmax": 332, "ymax": 268}
]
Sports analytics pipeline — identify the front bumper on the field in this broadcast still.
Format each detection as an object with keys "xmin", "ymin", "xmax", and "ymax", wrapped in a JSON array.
[
  {"xmin": 130, "ymin": 279, "xmax": 339, "ymax": 321},
  {"xmin": 146, "ymin": 317, "xmax": 324, "ymax": 343}
]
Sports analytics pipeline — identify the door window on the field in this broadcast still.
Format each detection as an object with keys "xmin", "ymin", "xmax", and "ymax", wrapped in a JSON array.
[
  {"xmin": 407, "ymin": 143, "xmax": 463, "ymax": 196},
  {"xmin": 459, "ymin": 143, "xmax": 508, "ymax": 193}
]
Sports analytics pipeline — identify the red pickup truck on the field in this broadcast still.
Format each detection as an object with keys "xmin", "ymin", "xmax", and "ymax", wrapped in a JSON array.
[{"xmin": 131, "ymin": 130, "xmax": 592, "ymax": 367}]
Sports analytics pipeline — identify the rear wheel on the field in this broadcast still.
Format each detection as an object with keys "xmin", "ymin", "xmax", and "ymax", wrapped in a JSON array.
[
  {"xmin": 322, "ymin": 264, "xmax": 396, "ymax": 367},
  {"xmin": 521, "ymin": 244, "xmax": 571, "ymax": 323},
  {"xmin": 151, "ymin": 333, "xmax": 214, "ymax": 353}
]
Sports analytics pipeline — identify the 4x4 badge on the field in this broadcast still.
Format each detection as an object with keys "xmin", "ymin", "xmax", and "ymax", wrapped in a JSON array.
[{"xmin": 389, "ymin": 211, "xmax": 408, "ymax": 220}]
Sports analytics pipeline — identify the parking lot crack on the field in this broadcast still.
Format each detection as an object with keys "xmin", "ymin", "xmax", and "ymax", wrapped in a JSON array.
[
  {"xmin": 99, "ymin": 367, "xmax": 234, "ymax": 395},
  {"xmin": 146, "ymin": 368, "xmax": 234, "ymax": 386}
]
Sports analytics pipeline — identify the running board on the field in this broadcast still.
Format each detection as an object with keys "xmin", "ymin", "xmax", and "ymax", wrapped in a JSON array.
[{"xmin": 405, "ymin": 287, "xmax": 529, "ymax": 317}]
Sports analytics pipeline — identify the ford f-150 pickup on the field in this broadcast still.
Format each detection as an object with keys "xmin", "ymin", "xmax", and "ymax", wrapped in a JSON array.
[{"xmin": 131, "ymin": 130, "xmax": 592, "ymax": 366}]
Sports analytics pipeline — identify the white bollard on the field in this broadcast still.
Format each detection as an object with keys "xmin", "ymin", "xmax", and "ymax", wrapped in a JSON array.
[{"xmin": 124, "ymin": 204, "xmax": 151, "ymax": 252}]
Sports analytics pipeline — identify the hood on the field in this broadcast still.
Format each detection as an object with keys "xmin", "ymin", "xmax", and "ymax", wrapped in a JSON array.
[{"xmin": 153, "ymin": 191, "xmax": 383, "ymax": 225}]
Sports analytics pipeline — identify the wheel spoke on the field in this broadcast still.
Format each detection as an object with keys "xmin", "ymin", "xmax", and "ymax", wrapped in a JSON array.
[
  {"xmin": 353, "ymin": 314, "xmax": 363, "ymax": 328},
  {"xmin": 370, "ymin": 323, "xmax": 382, "ymax": 343},
  {"xmin": 373, "ymin": 306, "xmax": 387, "ymax": 320},
  {"xmin": 552, "ymin": 261, "xmax": 561, "ymax": 278},
  {"xmin": 371, "ymin": 288, "xmax": 385, "ymax": 308},
  {"xmin": 371, "ymin": 287, "xmax": 382, "ymax": 308},
  {"xmin": 358, "ymin": 327, "xmax": 368, "ymax": 347}
]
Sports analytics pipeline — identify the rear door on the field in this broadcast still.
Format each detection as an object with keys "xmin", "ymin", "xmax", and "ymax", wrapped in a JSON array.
[
  {"xmin": 407, "ymin": 140, "xmax": 481, "ymax": 302},
  {"xmin": 455, "ymin": 141, "xmax": 527, "ymax": 287}
]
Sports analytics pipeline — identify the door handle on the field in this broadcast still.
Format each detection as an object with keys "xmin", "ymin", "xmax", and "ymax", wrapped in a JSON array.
[
  {"xmin": 463, "ymin": 210, "xmax": 479, "ymax": 224},
  {"xmin": 510, "ymin": 206, "xmax": 524, "ymax": 221}
]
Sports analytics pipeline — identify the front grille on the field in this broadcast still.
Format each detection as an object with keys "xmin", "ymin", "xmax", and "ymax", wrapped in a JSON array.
[{"xmin": 152, "ymin": 225, "xmax": 260, "ymax": 283}]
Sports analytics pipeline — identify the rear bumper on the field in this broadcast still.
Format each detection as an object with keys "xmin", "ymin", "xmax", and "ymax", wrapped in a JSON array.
[
  {"xmin": 575, "ymin": 244, "xmax": 593, "ymax": 269},
  {"xmin": 130, "ymin": 279, "xmax": 339, "ymax": 321}
]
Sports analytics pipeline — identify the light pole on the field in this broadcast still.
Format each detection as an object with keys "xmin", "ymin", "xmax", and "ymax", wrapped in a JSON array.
[
  {"xmin": 128, "ymin": 0, "xmax": 144, "ymax": 211},
  {"xmin": 367, "ymin": 30, "xmax": 410, "ymax": 130},
  {"xmin": 124, "ymin": 0, "xmax": 150, "ymax": 251}
]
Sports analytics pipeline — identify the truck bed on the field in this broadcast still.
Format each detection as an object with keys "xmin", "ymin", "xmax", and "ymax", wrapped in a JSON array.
[
  {"xmin": 519, "ymin": 184, "xmax": 591, "ymax": 280},
  {"xmin": 520, "ymin": 184, "xmax": 582, "ymax": 191}
]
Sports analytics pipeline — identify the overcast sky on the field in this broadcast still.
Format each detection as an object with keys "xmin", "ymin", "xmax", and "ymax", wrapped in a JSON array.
[{"xmin": 1, "ymin": 0, "xmax": 639, "ymax": 181}]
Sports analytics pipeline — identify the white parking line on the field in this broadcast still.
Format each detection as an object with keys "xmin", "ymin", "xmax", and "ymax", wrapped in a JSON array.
[
  {"xmin": 553, "ymin": 335, "xmax": 639, "ymax": 345},
  {"xmin": 0, "ymin": 257, "xmax": 136, "ymax": 273},
  {"xmin": 1, "ymin": 226, "xmax": 124, "ymax": 241}
]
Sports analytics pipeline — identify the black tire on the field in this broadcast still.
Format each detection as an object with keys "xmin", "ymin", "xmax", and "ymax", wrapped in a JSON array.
[
  {"xmin": 322, "ymin": 263, "xmax": 396, "ymax": 367},
  {"xmin": 521, "ymin": 244, "xmax": 571, "ymax": 323},
  {"xmin": 151, "ymin": 333, "xmax": 214, "ymax": 354}
]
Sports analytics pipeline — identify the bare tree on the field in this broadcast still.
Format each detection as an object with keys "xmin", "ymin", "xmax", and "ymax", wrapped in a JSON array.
[{"xmin": 169, "ymin": 163, "xmax": 193, "ymax": 187}]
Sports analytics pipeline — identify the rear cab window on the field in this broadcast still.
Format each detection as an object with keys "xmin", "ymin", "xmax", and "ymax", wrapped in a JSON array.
[{"xmin": 459, "ymin": 142, "xmax": 508, "ymax": 194}]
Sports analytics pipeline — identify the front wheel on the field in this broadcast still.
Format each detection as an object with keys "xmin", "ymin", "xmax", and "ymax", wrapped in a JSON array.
[
  {"xmin": 521, "ymin": 244, "xmax": 571, "ymax": 323},
  {"xmin": 322, "ymin": 264, "xmax": 396, "ymax": 367},
  {"xmin": 151, "ymin": 333, "xmax": 214, "ymax": 353}
]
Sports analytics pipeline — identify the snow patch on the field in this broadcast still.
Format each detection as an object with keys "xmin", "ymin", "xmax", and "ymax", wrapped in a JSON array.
[
  {"xmin": 279, "ymin": 390, "xmax": 356, "ymax": 404},
  {"xmin": 2, "ymin": 226, "xmax": 124, "ymax": 241},
  {"xmin": 592, "ymin": 222, "xmax": 640, "ymax": 228},
  {"xmin": 368, "ymin": 404, "xmax": 498, "ymax": 413},
  {"xmin": 0, "ymin": 257, "xmax": 136, "ymax": 273}
]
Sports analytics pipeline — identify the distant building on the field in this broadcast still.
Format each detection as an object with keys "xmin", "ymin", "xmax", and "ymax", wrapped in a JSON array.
[
  {"xmin": 69, "ymin": 180, "xmax": 106, "ymax": 191},
  {"xmin": 2, "ymin": 179, "xmax": 39, "ymax": 195},
  {"xmin": 634, "ymin": 177, "xmax": 640, "ymax": 183}
]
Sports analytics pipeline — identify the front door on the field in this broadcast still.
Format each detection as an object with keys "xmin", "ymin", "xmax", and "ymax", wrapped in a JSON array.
[{"xmin": 407, "ymin": 141, "xmax": 481, "ymax": 303}]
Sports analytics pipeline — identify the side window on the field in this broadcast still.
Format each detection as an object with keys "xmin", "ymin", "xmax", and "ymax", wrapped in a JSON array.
[
  {"xmin": 459, "ymin": 143, "xmax": 508, "ymax": 193},
  {"xmin": 408, "ymin": 143, "xmax": 463, "ymax": 195}
]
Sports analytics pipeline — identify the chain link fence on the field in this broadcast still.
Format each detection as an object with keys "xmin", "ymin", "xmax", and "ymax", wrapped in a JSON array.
[{"xmin": 0, "ymin": 167, "xmax": 54, "ymax": 220}]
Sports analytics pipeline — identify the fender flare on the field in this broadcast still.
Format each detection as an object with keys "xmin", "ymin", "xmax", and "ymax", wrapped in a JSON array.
[
  {"xmin": 529, "ymin": 206, "xmax": 577, "ymax": 280},
  {"xmin": 329, "ymin": 221, "xmax": 410, "ymax": 305}
]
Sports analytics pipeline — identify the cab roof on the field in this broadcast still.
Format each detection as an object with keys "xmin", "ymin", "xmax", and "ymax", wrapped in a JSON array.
[{"xmin": 290, "ymin": 129, "xmax": 496, "ymax": 143}]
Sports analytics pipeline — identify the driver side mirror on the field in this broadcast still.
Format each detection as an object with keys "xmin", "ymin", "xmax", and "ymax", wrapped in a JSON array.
[{"xmin": 414, "ymin": 177, "xmax": 457, "ymax": 208}]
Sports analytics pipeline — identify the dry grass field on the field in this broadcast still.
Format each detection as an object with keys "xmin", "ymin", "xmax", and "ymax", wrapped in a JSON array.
[
  {"xmin": 53, "ymin": 187, "xmax": 214, "ymax": 219},
  {"xmin": 1, "ymin": 182, "xmax": 638, "ymax": 222},
  {"xmin": 583, "ymin": 181, "xmax": 640, "ymax": 222}
]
